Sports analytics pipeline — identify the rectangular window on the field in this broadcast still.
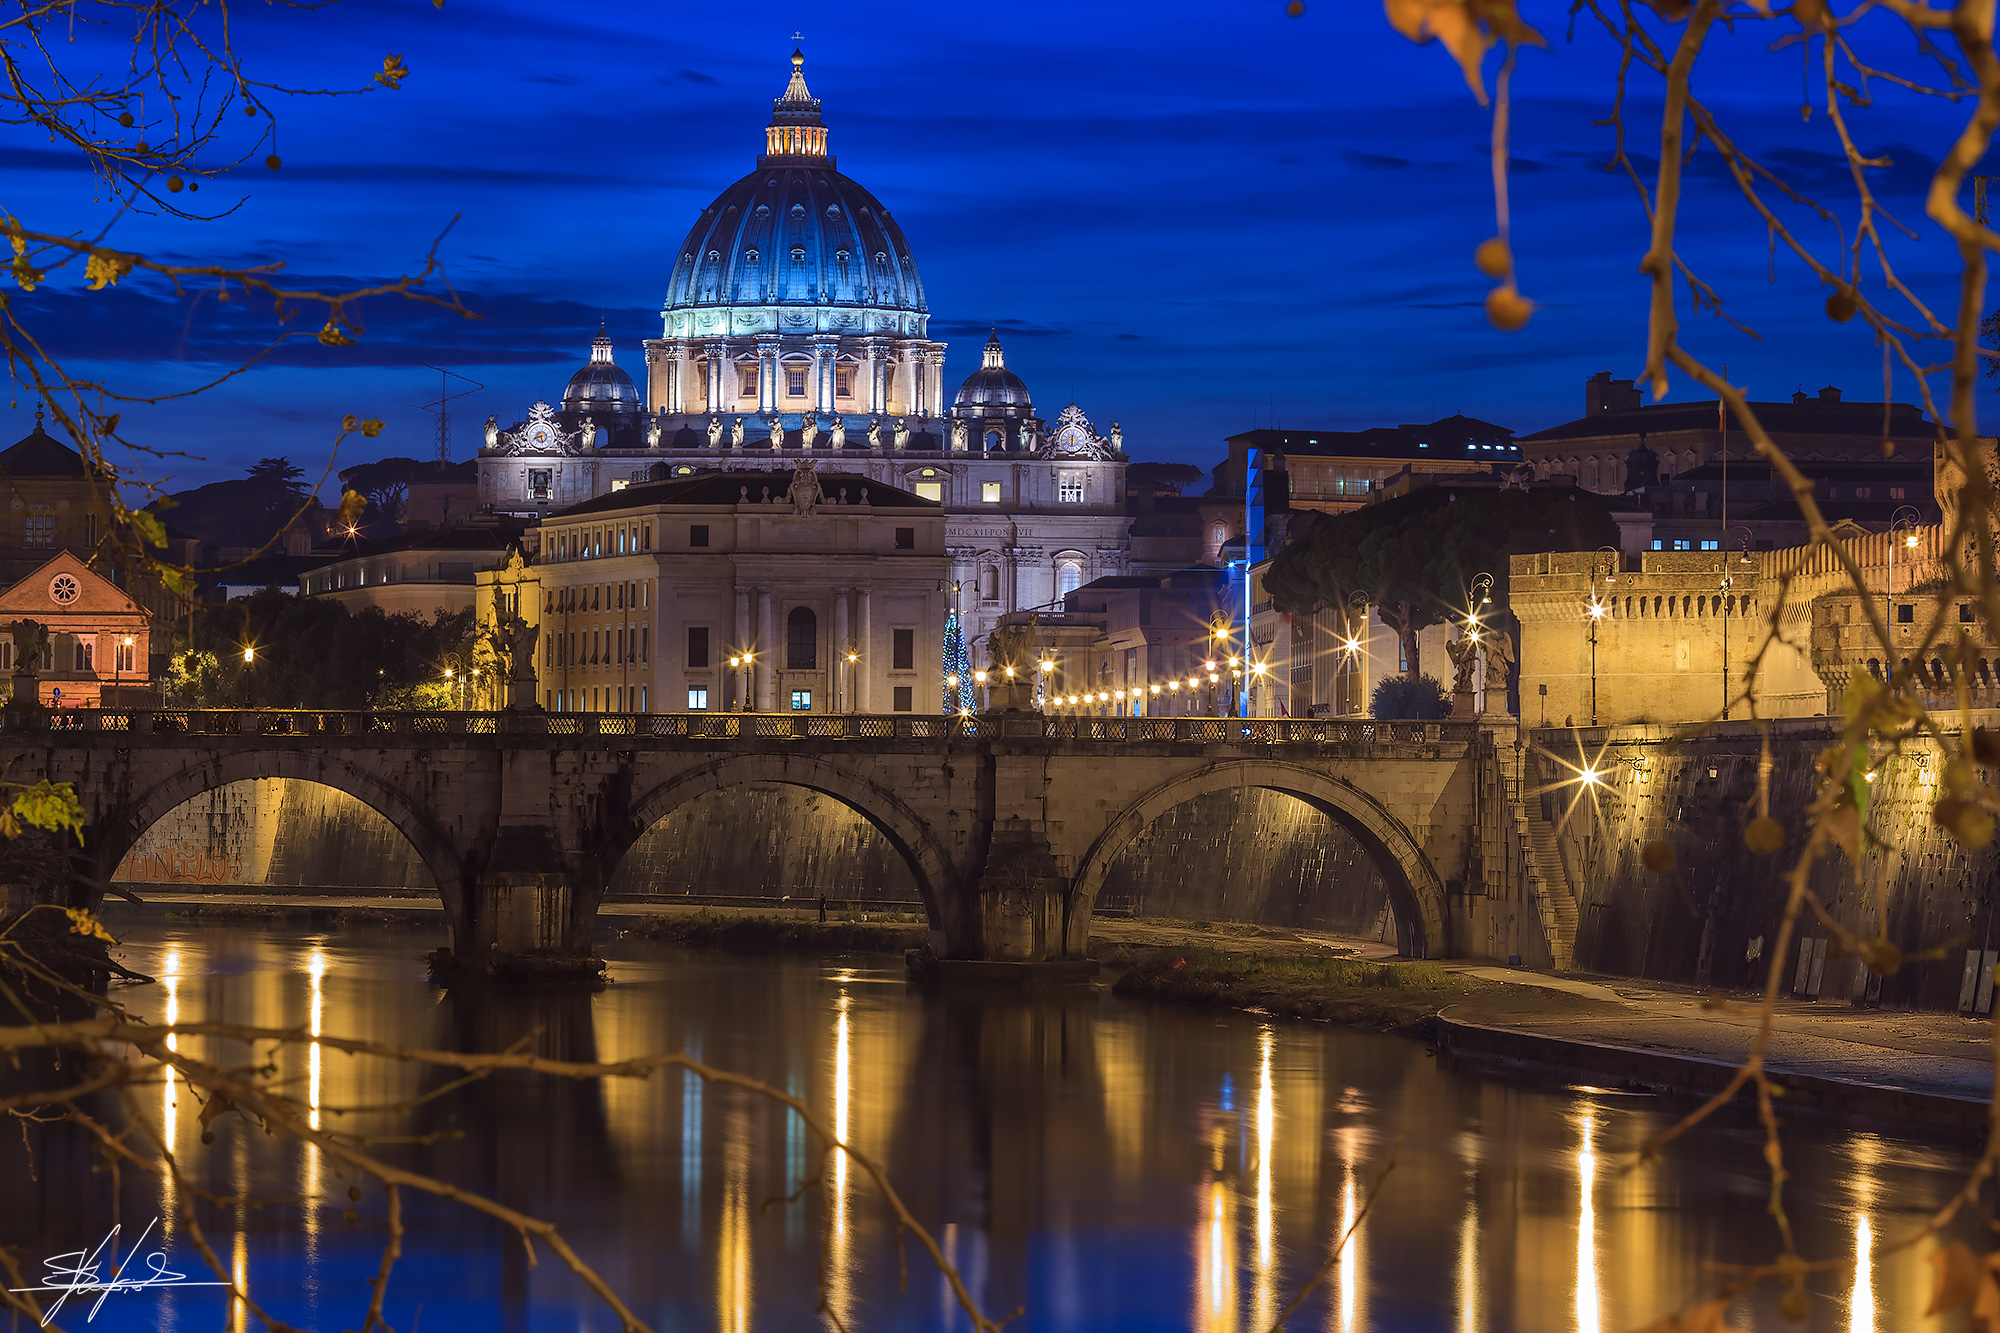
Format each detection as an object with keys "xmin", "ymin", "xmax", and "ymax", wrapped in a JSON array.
[
  {"xmin": 641, "ymin": 627, "xmax": 649, "ymax": 662},
  {"xmin": 24, "ymin": 515, "xmax": 51, "ymax": 546},
  {"xmin": 85, "ymin": 515, "xmax": 97, "ymax": 547},
  {"xmin": 892, "ymin": 685, "xmax": 913, "ymax": 712},
  {"xmin": 1898, "ymin": 603, "xmax": 1915, "ymax": 623},
  {"xmin": 1855, "ymin": 487, "xmax": 1871, "ymax": 500},
  {"xmin": 687, "ymin": 687, "xmax": 708, "ymax": 711},
  {"xmin": 1699, "ymin": 540, "xmax": 1719, "ymax": 551},
  {"xmin": 894, "ymin": 527, "xmax": 915, "ymax": 550},
  {"xmin": 913, "ymin": 481, "xmax": 942, "ymax": 503},
  {"xmin": 640, "ymin": 686, "xmax": 648, "ymax": 713},
  {"xmin": 1672, "ymin": 539, "xmax": 1693, "ymax": 551},
  {"xmin": 981, "ymin": 481, "xmax": 1001, "ymax": 504},
  {"xmin": 643, "ymin": 524, "xmax": 652, "ymax": 551},
  {"xmin": 73, "ymin": 639, "xmax": 93, "ymax": 672},
  {"xmin": 836, "ymin": 366, "xmax": 855, "ymax": 397},
  {"xmin": 1059, "ymin": 477, "xmax": 1084, "ymax": 503},
  {"xmin": 690, "ymin": 524, "xmax": 710, "ymax": 548},
  {"xmin": 1651, "ymin": 539, "xmax": 1664, "ymax": 550},
  {"xmin": 787, "ymin": 368, "xmax": 807, "ymax": 397},
  {"xmin": 790, "ymin": 689, "xmax": 812, "ymax": 711},
  {"xmin": 739, "ymin": 365, "xmax": 759, "ymax": 398},
  {"xmin": 1891, "ymin": 487, "xmax": 1907, "ymax": 500},
  {"xmin": 115, "ymin": 640, "xmax": 135, "ymax": 673},
  {"xmin": 1962, "ymin": 603, "xmax": 1976, "ymax": 623},
  {"xmin": 687, "ymin": 627, "xmax": 709, "ymax": 668},
  {"xmin": 528, "ymin": 470, "xmax": 552, "ymax": 501},
  {"xmin": 893, "ymin": 628, "xmax": 915, "ymax": 671}
]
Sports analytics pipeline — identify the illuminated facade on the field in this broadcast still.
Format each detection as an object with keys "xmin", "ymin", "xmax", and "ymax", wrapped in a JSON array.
[{"xmin": 475, "ymin": 51, "xmax": 1131, "ymax": 662}]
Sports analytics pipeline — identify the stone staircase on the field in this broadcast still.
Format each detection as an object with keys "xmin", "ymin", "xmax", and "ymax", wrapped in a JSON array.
[{"xmin": 1521, "ymin": 799, "xmax": 1579, "ymax": 971}]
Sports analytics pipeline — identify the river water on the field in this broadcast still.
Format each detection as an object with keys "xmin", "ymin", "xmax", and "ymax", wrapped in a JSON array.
[{"xmin": 3, "ymin": 920, "xmax": 1978, "ymax": 1332}]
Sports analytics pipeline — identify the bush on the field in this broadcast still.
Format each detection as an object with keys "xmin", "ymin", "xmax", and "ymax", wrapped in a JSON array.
[{"xmin": 1370, "ymin": 672, "xmax": 1450, "ymax": 719}]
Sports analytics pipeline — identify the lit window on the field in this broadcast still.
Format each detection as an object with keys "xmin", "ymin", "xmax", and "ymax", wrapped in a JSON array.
[
  {"xmin": 914, "ymin": 481, "xmax": 942, "ymax": 502},
  {"xmin": 787, "ymin": 368, "xmax": 807, "ymax": 396},
  {"xmin": 24, "ymin": 514, "xmax": 52, "ymax": 546},
  {"xmin": 739, "ymin": 365, "xmax": 759, "ymax": 398},
  {"xmin": 1673, "ymin": 540, "xmax": 1692, "ymax": 551},
  {"xmin": 790, "ymin": 690, "xmax": 812, "ymax": 711},
  {"xmin": 1650, "ymin": 539, "xmax": 1663, "ymax": 550},
  {"xmin": 981, "ymin": 481, "xmax": 1001, "ymax": 504},
  {"xmin": 687, "ymin": 688, "xmax": 709, "ymax": 711},
  {"xmin": 836, "ymin": 366, "xmax": 855, "ymax": 398},
  {"xmin": 610, "ymin": 479, "xmax": 629, "ymax": 492},
  {"xmin": 1059, "ymin": 476, "xmax": 1084, "ymax": 503},
  {"xmin": 1699, "ymin": 540, "xmax": 1719, "ymax": 550},
  {"xmin": 1058, "ymin": 561, "xmax": 1083, "ymax": 597}
]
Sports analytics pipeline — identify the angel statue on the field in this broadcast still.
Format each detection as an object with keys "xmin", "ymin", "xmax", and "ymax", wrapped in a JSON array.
[
  {"xmin": 951, "ymin": 418, "xmax": 969, "ymax": 451},
  {"xmin": 645, "ymin": 414, "xmax": 661, "ymax": 448},
  {"xmin": 830, "ymin": 414, "xmax": 846, "ymax": 449},
  {"xmin": 1446, "ymin": 628, "xmax": 1480, "ymax": 699},
  {"xmin": 800, "ymin": 411, "xmax": 819, "ymax": 450},
  {"xmin": 729, "ymin": 416, "xmax": 746, "ymax": 449},
  {"xmin": 866, "ymin": 417, "xmax": 883, "ymax": 449},
  {"xmin": 483, "ymin": 415, "xmax": 500, "ymax": 451},
  {"xmin": 707, "ymin": 415, "xmax": 724, "ymax": 449},
  {"xmin": 893, "ymin": 417, "xmax": 909, "ymax": 450},
  {"xmin": 768, "ymin": 416, "xmax": 785, "ymax": 449}
]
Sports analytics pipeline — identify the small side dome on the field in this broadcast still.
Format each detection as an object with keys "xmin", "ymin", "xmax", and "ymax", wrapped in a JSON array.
[
  {"xmin": 953, "ymin": 332, "xmax": 1033, "ymax": 413},
  {"xmin": 561, "ymin": 326, "xmax": 643, "ymax": 416}
]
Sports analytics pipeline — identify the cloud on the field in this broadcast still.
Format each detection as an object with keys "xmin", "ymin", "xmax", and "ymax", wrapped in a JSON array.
[{"xmin": 930, "ymin": 318, "xmax": 1070, "ymax": 338}]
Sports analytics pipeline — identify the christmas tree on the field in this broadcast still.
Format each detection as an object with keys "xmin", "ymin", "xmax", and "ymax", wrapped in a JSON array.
[{"xmin": 942, "ymin": 608, "xmax": 972, "ymax": 713}]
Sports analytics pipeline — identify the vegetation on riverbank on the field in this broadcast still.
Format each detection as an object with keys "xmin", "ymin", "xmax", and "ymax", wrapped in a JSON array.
[
  {"xmin": 618, "ymin": 909, "xmax": 928, "ymax": 955},
  {"xmin": 1110, "ymin": 948, "xmax": 1467, "ymax": 1032}
]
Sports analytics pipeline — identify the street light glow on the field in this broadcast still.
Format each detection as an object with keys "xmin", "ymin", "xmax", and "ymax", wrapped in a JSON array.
[
  {"xmin": 1588, "ymin": 601, "xmax": 1606, "ymax": 619},
  {"xmin": 242, "ymin": 647, "xmax": 255, "ymax": 663},
  {"xmin": 1579, "ymin": 767, "xmax": 1602, "ymax": 786},
  {"xmin": 1905, "ymin": 534, "xmax": 1920, "ymax": 549}
]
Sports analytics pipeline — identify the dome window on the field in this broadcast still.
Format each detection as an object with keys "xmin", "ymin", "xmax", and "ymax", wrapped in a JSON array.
[
  {"xmin": 836, "ymin": 249, "xmax": 850, "ymax": 265},
  {"xmin": 755, "ymin": 204, "xmax": 770, "ymax": 218},
  {"xmin": 707, "ymin": 250, "xmax": 720, "ymax": 264},
  {"xmin": 826, "ymin": 204, "xmax": 841, "ymax": 216},
  {"xmin": 791, "ymin": 247, "xmax": 806, "ymax": 263},
  {"xmin": 874, "ymin": 252, "xmax": 888, "ymax": 269},
  {"xmin": 790, "ymin": 202, "xmax": 806, "ymax": 219},
  {"xmin": 745, "ymin": 248, "xmax": 759, "ymax": 263}
]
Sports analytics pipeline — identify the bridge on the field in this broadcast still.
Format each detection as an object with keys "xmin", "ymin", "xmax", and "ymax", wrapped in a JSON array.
[{"xmin": 1, "ymin": 707, "xmax": 1564, "ymax": 977}]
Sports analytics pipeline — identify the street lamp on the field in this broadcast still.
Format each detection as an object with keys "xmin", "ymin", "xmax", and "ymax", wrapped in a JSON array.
[
  {"xmin": 1587, "ymin": 546, "xmax": 1619, "ymax": 727},
  {"xmin": 1889, "ymin": 504, "xmax": 1922, "ymax": 645}
]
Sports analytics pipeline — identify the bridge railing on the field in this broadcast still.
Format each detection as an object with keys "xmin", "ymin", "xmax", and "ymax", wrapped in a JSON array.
[{"xmin": 8, "ymin": 709, "xmax": 1483, "ymax": 747}]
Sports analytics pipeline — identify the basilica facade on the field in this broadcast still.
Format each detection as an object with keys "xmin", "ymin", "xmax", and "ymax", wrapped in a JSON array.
[{"xmin": 476, "ymin": 51, "xmax": 1131, "ymax": 660}]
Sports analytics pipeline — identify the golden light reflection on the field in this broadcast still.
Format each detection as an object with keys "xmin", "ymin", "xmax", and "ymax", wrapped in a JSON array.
[
  {"xmin": 303, "ymin": 949, "xmax": 326, "ymax": 1267},
  {"xmin": 1850, "ymin": 1214, "xmax": 1875, "ymax": 1333},
  {"xmin": 824, "ymin": 992, "xmax": 853, "ymax": 1331},
  {"xmin": 717, "ymin": 1107, "xmax": 754, "ymax": 1333},
  {"xmin": 1576, "ymin": 1110, "xmax": 1600, "ymax": 1333},
  {"xmin": 1251, "ymin": 1028, "xmax": 1278, "ymax": 1333},
  {"xmin": 160, "ymin": 949, "xmax": 180, "ymax": 1235},
  {"xmin": 307, "ymin": 949, "xmax": 325, "ymax": 1130},
  {"xmin": 1194, "ymin": 1177, "xmax": 1238, "ymax": 1332},
  {"xmin": 1338, "ymin": 1172, "xmax": 1358, "ymax": 1333},
  {"xmin": 229, "ymin": 1224, "xmax": 248, "ymax": 1333},
  {"xmin": 1459, "ymin": 1175, "xmax": 1481, "ymax": 1333}
]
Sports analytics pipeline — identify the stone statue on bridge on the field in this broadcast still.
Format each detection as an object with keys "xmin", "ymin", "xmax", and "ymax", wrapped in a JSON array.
[
  {"xmin": 490, "ymin": 614, "xmax": 541, "ymax": 711},
  {"xmin": 1446, "ymin": 627, "xmax": 1480, "ymax": 718},
  {"xmin": 5, "ymin": 619, "xmax": 45, "ymax": 716}
]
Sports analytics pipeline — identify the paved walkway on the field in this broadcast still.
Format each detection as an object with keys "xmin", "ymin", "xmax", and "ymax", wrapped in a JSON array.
[{"xmin": 1438, "ymin": 963, "xmax": 1994, "ymax": 1115}]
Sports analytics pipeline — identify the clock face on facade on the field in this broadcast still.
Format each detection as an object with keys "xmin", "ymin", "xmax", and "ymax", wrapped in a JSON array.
[
  {"xmin": 527, "ymin": 424, "xmax": 555, "ymax": 449},
  {"xmin": 48, "ymin": 573, "xmax": 78, "ymax": 605}
]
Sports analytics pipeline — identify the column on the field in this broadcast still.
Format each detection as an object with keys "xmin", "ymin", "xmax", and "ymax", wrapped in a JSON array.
[
  {"xmin": 866, "ymin": 339, "xmax": 889, "ymax": 416},
  {"xmin": 663, "ymin": 344, "xmax": 684, "ymax": 416},
  {"xmin": 814, "ymin": 335, "xmax": 838, "ymax": 413},
  {"xmin": 704, "ymin": 342, "xmax": 727, "ymax": 419},
  {"xmin": 758, "ymin": 339, "xmax": 779, "ymax": 418},
  {"xmin": 756, "ymin": 589, "xmax": 773, "ymax": 711},
  {"xmin": 734, "ymin": 586, "xmax": 749, "ymax": 709},
  {"xmin": 832, "ymin": 589, "xmax": 850, "ymax": 712},
  {"xmin": 858, "ymin": 587, "xmax": 873, "ymax": 713}
]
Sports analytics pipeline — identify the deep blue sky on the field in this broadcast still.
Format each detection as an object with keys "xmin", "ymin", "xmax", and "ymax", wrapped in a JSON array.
[{"xmin": 5, "ymin": 0, "xmax": 1990, "ymax": 494}]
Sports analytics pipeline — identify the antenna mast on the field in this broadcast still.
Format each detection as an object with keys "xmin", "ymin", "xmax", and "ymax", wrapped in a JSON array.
[{"xmin": 421, "ymin": 366, "xmax": 485, "ymax": 464}]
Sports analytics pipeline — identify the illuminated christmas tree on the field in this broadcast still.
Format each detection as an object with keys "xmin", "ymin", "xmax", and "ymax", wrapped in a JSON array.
[{"xmin": 942, "ymin": 608, "xmax": 971, "ymax": 713}]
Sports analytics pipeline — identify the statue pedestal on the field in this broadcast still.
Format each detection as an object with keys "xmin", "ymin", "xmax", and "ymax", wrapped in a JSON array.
[{"xmin": 1451, "ymin": 690, "xmax": 1479, "ymax": 719}]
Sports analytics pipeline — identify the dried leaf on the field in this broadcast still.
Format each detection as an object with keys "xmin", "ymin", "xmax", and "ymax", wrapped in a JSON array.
[
  {"xmin": 1643, "ymin": 839, "xmax": 1678, "ymax": 871},
  {"xmin": 84, "ymin": 250, "xmax": 134, "ymax": 290},
  {"xmin": 374, "ymin": 53, "xmax": 410, "ymax": 90},
  {"xmin": 317, "ymin": 321, "xmax": 355, "ymax": 347},
  {"xmin": 62, "ymin": 906, "xmax": 114, "ymax": 943},
  {"xmin": 1382, "ymin": 0, "xmax": 1543, "ymax": 102},
  {"xmin": 1934, "ymin": 797, "xmax": 1996, "ymax": 849},
  {"xmin": 1926, "ymin": 1242, "xmax": 1978, "ymax": 1315},
  {"xmin": 1743, "ymin": 817, "xmax": 1785, "ymax": 856}
]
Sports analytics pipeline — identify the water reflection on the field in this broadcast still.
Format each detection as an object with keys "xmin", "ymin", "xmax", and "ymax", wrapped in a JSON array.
[{"xmin": 7, "ymin": 921, "xmax": 1976, "ymax": 1333}]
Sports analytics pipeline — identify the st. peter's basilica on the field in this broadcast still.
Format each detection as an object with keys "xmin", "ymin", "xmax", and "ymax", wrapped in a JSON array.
[{"xmin": 476, "ymin": 50, "xmax": 1133, "ymax": 656}]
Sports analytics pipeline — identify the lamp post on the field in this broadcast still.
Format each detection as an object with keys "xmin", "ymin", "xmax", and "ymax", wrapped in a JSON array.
[
  {"xmin": 842, "ymin": 640, "xmax": 858, "ymax": 714},
  {"xmin": 1467, "ymin": 572, "xmax": 1494, "ymax": 710},
  {"xmin": 1720, "ymin": 527, "xmax": 1753, "ymax": 720},
  {"xmin": 1588, "ymin": 547, "xmax": 1619, "ymax": 727},
  {"xmin": 1889, "ymin": 504, "xmax": 1922, "ymax": 650}
]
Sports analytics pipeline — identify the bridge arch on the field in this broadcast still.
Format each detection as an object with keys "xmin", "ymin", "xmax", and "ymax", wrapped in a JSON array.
[
  {"xmin": 97, "ymin": 751, "xmax": 466, "ymax": 919},
  {"xmin": 1069, "ymin": 759, "xmax": 1448, "ymax": 958},
  {"xmin": 612, "ymin": 753, "xmax": 956, "ymax": 930}
]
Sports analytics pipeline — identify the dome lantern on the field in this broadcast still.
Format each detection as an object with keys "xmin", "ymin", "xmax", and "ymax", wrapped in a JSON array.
[{"xmin": 763, "ymin": 49, "xmax": 830, "ymax": 164}]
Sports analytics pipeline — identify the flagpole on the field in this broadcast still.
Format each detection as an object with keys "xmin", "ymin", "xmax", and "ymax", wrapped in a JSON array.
[{"xmin": 1719, "ymin": 363, "xmax": 1728, "ymax": 547}]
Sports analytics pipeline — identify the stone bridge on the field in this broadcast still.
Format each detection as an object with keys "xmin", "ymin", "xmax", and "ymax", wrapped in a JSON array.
[{"xmin": 0, "ymin": 708, "xmax": 1561, "ymax": 976}]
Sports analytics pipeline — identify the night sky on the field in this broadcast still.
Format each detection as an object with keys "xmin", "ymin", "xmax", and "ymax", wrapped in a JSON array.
[{"xmin": 6, "ymin": 0, "xmax": 1993, "ymax": 495}]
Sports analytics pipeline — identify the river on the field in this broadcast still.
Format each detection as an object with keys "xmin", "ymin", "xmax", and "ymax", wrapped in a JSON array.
[{"xmin": 1, "ymin": 920, "xmax": 1976, "ymax": 1331}]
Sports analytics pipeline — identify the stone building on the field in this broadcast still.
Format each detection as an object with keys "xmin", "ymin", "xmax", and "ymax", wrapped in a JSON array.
[
  {"xmin": 1517, "ymin": 371, "xmax": 1937, "ymax": 495},
  {"xmin": 528, "ymin": 463, "xmax": 948, "ymax": 714},
  {"xmin": 300, "ymin": 528, "xmax": 518, "ymax": 618},
  {"xmin": 475, "ymin": 52, "xmax": 1131, "ymax": 665},
  {"xmin": 0, "ymin": 551, "xmax": 154, "ymax": 707}
]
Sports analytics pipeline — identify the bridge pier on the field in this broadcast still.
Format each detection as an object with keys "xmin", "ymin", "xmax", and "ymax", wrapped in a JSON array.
[{"xmin": 436, "ymin": 827, "xmax": 607, "ymax": 985}]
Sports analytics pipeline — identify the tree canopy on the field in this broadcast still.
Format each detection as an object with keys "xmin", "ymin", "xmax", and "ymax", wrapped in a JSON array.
[
  {"xmin": 1264, "ymin": 484, "xmax": 1621, "ymax": 668},
  {"xmin": 169, "ymin": 590, "xmax": 475, "ymax": 709},
  {"xmin": 1127, "ymin": 461, "xmax": 1207, "ymax": 498}
]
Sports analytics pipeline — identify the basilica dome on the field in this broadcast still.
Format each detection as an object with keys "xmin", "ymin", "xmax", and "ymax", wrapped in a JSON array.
[
  {"xmin": 660, "ymin": 52, "xmax": 928, "ymax": 341},
  {"xmin": 561, "ymin": 327, "xmax": 643, "ymax": 415},
  {"xmin": 953, "ymin": 333, "xmax": 1033, "ymax": 415}
]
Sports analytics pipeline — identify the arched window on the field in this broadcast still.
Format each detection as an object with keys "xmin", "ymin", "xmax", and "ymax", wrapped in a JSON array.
[
  {"xmin": 981, "ymin": 566, "xmax": 999, "ymax": 601},
  {"xmin": 1868, "ymin": 658, "xmax": 1883, "ymax": 681},
  {"xmin": 787, "ymin": 606, "xmax": 818, "ymax": 669},
  {"xmin": 984, "ymin": 431, "xmax": 1000, "ymax": 451},
  {"xmin": 1057, "ymin": 561, "xmax": 1083, "ymax": 599}
]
